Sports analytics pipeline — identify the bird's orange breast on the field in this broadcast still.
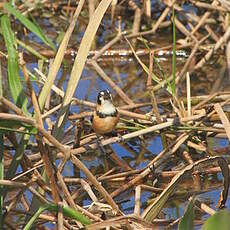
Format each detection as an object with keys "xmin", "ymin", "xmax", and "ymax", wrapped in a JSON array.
[{"xmin": 92, "ymin": 111, "xmax": 120, "ymax": 135}]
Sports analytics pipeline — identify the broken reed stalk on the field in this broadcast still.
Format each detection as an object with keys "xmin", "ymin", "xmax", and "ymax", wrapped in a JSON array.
[
  {"xmin": 21, "ymin": 54, "xmax": 61, "ymax": 204},
  {"xmin": 147, "ymin": 51, "xmax": 162, "ymax": 123}
]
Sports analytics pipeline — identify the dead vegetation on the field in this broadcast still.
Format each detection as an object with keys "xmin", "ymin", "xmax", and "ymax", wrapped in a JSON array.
[{"xmin": 1, "ymin": 0, "xmax": 230, "ymax": 229}]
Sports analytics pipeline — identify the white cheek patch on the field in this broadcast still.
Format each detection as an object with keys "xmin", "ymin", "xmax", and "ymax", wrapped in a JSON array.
[{"xmin": 99, "ymin": 97, "xmax": 104, "ymax": 104}]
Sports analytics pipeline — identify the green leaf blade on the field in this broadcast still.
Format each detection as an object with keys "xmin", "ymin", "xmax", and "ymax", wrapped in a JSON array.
[
  {"xmin": 4, "ymin": 3, "xmax": 55, "ymax": 51},
  {"xmin": 24, "ymin": 204, "xmax": 91, "ymax": 229},
  {"xmin": 178, "ymin": 198, "xmax": 194, "ymax": 230},
  {"xmin": 202, "ymin": 210, "xmax": 230, "ymax": 230},
  {"xmin": 48, "ymin": 204, "xmax": 92, "ymax": 225},
  {"xmin": 1, "ymin": 14, "xmax": 29, "ymax": 115}
]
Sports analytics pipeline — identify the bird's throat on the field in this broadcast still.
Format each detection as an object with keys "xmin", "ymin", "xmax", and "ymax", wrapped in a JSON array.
[{"xmin": 96, "ymin": 101, "xmax": 117, "ymax": 118}]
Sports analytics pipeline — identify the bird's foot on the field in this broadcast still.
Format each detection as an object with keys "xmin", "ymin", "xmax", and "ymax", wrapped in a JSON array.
[
  {"xmin": 116, "ymin": 133, "xmax": 124, "ymax": 143},
  {"xmin": 96, "ymin": 135, "xmax": 107, "ymax": 156}
]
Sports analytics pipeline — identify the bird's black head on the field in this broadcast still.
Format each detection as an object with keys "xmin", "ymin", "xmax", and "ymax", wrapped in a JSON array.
[{"xmin": 97, "ymin": 90, "xmax": 112, "ymax": 105}]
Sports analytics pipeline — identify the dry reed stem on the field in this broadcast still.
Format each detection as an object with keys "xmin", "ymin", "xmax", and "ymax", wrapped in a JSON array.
[
  {"xmin": 71, "ymin": 154, "xmax": 121, "ymax": 214},
  {"xmin": 226, "ymin": 41, "xmax": 230, "ymax": 76},
  {"xmin": 0, "ymin": 111, "xmax": 68, "ymax": 154},
  {"xmin": 191, "ymin": 0, "xmax": 218, "ymax": 35},
  {"xmin": 193, "ymin": 199, "xmax": 216, "ymax": 216},
  {"xmin": 147, "ymin": 51, "xmax": 162, "ymax": 123},
  {"xmin": 0, "ymin": 98, "xmax": 124, "ymax": 219},
  {"xmin": 111, "ymin": 0, "xmax": 117, "ymax": 22},
  {"xmin": 90, "ymin": 60, "xmax": 134, "ymax": 105},
  {"xmin": 53, "ymin": 0, "xmax": 113, "ymax": 140},
  {"xmin": 187, "ymin": 141, "xmax": 206, "ymax": 152},
  {"xmin": 186, "ymin": 72, "xmax": 191, "ymax": 117},
  {"xmin": 57, "ymin": 202, "xmax": 64, "ymax": 230},
  {"xmin": 182, "ymin": 150, "xmax": 194, "ymax": 165},
  {"xmin": 64, "ymin": 178, "xmax": 98, "ymax": 202},
  {"xmin": 195, "ymin": 25, "xmax": 230, "ymax": 69},
  {"xmin": 174, "ymin": 17, "xmax": 198, "ymax": 42},
  {"xmin": 214, "ymin": 103, "xmax": 230, "ymax": 141},
  {"xmin": 192, "ymin": 92, "xmax": 218, "ymax": 112},
  {"xmin": 142, "ymin": 156, "xmax": 229, "ymax": 221},
  {"xmin": 144, "ymin": 0, "xmax": 151, "ymax": 19},
  {"xmin": 86, "ymin": 214, "xmax": 156, "ymax": 230},
  {"xmin": 204, "ymin": 24, "xmax": 219, "ymax": 42},
  {"xmin": 102, "ymin": 126, "xmax": 203, "ymax": 201},
  {"xmin": 42, "ymin": 104, "xmax": 62, "ymax": 119},
  {"xmin": 92, "ymin": 32, "xmax": 123, "ymax": 60},
  {"xmin": 99, "ymin": 169, "xmax": 141, "ymax": 181},
  {"xmin": 127, "ymin": 1, "xmax": 174, "ymax": 39},
  {"xmin": 152, "ymin": 163, "xmax": 230, "ymax": 179},
  {"xmin": 0, "ymin": 179, "xmax": 28, "ymax": 188},
  {"xmin": 25, "ymin": 113, "xmax": 208, "ymax": 162},
  {"xmin": 12, "ymin": 163, "xmax": 44, "ymax": 181},
  {"xmin": 22, "ymin": 54, "xmax": 61, "ymax": 203},
  {"xmin": 36, "ymin": 141, "xmax": 61, "ymax": 203},
  {"xmin": 176, "ymin": 37, "xmax": 204, "ymax": 83},
  {"xmin": 36, "ymin": 68, "xmax": 157, "ymax": 122},
  {"xmin": 146, "ymin": 51, "xmax": 153, "ymax": 89},
  {"xmin": 56, "ymin": 170, "xmax": 101, "ymax": 221},
  {"xmin": 39, "ymin": 32, "xmax": 198, "ymax": 59},
  {"xmin": 108, "ymin": 146, "xmax": 132, "ymax": 171},
  {"xmin": 38, "ymin": 0, "xmax": 85, "ymax": 110},
  {"xmin": 191, "ymin": 1, "xmax": 226, "ymax": 11},
  {"xmin": 37, "ymin": 67, "xmax": 151, "ymax": 122},
  {"xmin": 28, "ymin": 186, "xmax": 49, "ymax": 204},
  {"xmin": 97, "ymin": 167, "xmax": 118, "ymax": 179},
  {"xmin": 69, "ymin": 108, "xmax": 152, "ymax": 121},
  {"xmin": 0, "ymin": 96, "xmax": 24, "ymax": 115},
  {"xmin": 134, "ymin": 185, "xmax": 141, "ymax": 216},
  {"xmin": 131, "ymin": 7, "xmax": 142, "ymax": 47},
  {"xmin": 173, "ymin": 3, "xmax": 219, "ymax": 42}
]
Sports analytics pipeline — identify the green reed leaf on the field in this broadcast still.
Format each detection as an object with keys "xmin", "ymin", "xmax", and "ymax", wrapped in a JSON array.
[
  {"xmin": 4, "ymin": 3, "xmax": 55, "ymax": 51},
  {"xmin": 1, "ymin": 14, "xmax": 29, "ymax": 115},
  {"xmin": 24, "ymin": 203, "xmax": 91, "ymax": 230}
]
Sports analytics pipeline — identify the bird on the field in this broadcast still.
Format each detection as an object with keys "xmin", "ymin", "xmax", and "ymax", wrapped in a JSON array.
[{"xmin": 91, "ymin": 90, "xmax": 120, "ymax": 135}]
